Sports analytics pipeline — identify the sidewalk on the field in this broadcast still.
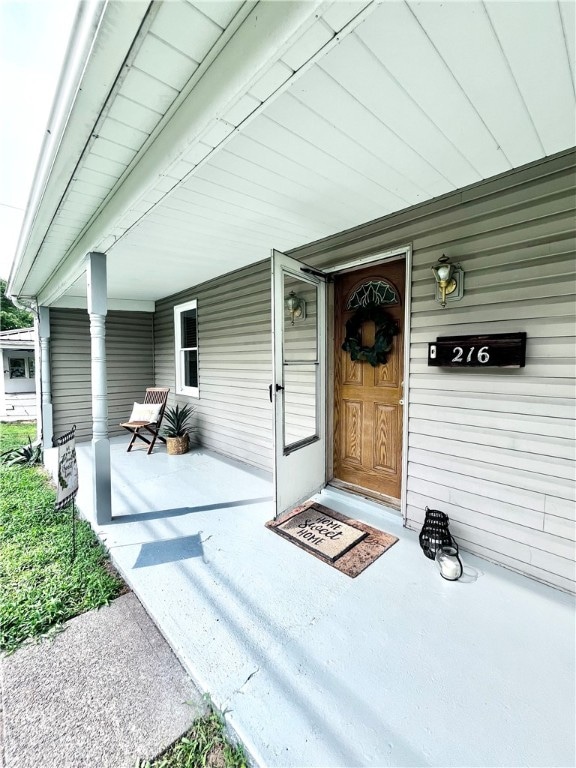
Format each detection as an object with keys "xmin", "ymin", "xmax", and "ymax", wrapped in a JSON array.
[{"xmin": 0, "ymin": 593, "xmax": 204, "ymax": 768}]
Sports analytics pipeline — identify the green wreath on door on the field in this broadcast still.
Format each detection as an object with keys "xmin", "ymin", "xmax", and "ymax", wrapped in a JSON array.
[{"xmin": 341, "ymin": 303, "xmax": 399, "ymax": 367}]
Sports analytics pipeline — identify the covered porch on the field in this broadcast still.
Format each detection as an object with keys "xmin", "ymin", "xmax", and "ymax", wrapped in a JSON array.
[
  {"xmin": 59, "ymin": 435, "xmax": 575, "ymax": 768},
  {"xmin": 9, "ymin": 0, "xmax": 574, "ymax": 594}
]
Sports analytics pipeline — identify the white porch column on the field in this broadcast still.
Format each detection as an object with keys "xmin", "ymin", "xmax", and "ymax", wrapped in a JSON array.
[
  {"xmin": 37, "ymin": 306, "xmax": 53, "ymax": 446},
  {"xmin": 87, "ymin": 251, "xmax": 111, "ymax": 524}
]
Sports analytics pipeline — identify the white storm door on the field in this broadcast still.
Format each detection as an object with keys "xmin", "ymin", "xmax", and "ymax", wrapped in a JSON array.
[{"xmin": 272, "ymin": 249, "xmax": 327, "ymax": 518}]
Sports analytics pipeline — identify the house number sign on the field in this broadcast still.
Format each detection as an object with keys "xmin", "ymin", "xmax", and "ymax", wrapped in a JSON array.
[{"xmin": 428, "ymin": 332, "xmax": 526, "ymax": 368}]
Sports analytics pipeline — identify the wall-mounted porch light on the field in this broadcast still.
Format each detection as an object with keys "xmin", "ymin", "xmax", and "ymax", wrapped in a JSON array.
[
  {"xmin": 286, "ymin": 291, "xmax": 306, "ymax": 325},
  {"xmin": 432, "ymin": 255, "xmax": 464, "ymax": 308}
]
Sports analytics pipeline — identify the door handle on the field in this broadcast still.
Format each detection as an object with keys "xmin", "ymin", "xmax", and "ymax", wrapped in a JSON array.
[{"xmin": 269, "ymin": 383, "xmax": 284, "ymax": 402}]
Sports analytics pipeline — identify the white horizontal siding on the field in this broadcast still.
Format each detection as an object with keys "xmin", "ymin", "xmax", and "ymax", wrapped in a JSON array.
[
  {"xmin": 291, "ymin": 150, "xmax": 576, "ymax": 593},
  {"xmin": 154, "ymin": 260, "xmax": 273, "ymax": 471},
  {"xmin": 50, "ymin": 310, "xmax": 154, "ymax": 443}
]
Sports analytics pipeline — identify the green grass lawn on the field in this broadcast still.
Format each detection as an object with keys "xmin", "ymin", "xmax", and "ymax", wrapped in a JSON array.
[
  {"xmin": 0, "ymin": 422, "xmax": 124, "ymax": 652},
  {"xmin": 139, "ymin": 709, "xmax": 248, "ymax": 768},
  {"xmin": 0, "ymin": 420, "xmax": 37, "ymax": 453}
]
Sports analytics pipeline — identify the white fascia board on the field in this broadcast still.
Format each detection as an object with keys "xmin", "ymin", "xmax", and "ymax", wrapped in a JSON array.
[
  {"xmin": 37, "ymin": 0, "xmax": 328, "ymax": 308},
  {"xmin": 8, "ymin": 0, "xmax": 152, "ymax": 300}
]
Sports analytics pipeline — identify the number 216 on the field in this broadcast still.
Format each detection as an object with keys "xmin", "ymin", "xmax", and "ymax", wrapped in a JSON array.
[{"xmin": 452, "ymin": 345, "xmax": 490, "ymax": 364}]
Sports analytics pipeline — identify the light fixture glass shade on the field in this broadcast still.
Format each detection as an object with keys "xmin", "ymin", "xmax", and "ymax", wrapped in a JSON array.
[
  {"xmin": 286, "ymin": 292, "xmax": 300, "ymax": 312},
  {"xmin": 435, "ymin": 263, "xmax": 452, "ymax": 282},
  {"xmin": 432, "ymin": 260, "xmax": 454, "ymax": 285},
  {"xmin": 286, "ymin": 291, "xmax": 303, "ymax": 325},
  {"xmin": 432, "ymin": 256, "xmax": 460, "ymax": 308}
]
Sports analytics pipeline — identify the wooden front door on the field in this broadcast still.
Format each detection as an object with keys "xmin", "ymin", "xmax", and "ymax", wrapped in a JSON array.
[{"xmin": 333, "ymin": 260, "xmax": 405, "ymax": 503}]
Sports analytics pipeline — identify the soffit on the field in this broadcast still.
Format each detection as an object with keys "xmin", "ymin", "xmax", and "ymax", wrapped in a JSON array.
[
  {"xmin": 26, "ymin": 0, "xmax": 253, "ymax": 295},
  {"xmin": 38, "ymin": 0, "xmax": 575, "ymax": 306}
]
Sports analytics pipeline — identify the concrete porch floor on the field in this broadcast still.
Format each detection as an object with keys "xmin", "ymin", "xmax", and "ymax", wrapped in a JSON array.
[{"xmin": 68, "ymin": 436, "xmax": 574, "ymax": 768}]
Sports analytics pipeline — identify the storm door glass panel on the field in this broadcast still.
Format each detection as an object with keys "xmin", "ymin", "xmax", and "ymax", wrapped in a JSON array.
[{"xmin": 283, "ymin": 272, "xmax": 318, "ymax": 452}]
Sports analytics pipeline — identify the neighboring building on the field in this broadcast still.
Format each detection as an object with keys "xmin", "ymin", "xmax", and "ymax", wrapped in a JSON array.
[
  {"xmin": 7, "ymin": 1, "xmax": 575, "ymax": 593},
  {"xmin": 0, "ymin": 328, "xmax": 36, "ymax": 421}
]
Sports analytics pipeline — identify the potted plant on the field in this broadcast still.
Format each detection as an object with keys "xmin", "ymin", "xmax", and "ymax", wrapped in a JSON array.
[{"xmin": 163, "ymin": 403, "xmax": 195, "ymax": 455}]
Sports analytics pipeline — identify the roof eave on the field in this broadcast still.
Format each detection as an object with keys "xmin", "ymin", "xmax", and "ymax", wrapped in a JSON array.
[{"xmin": 8, "ymin": 0, "xmax": 152, "ymax": 301}]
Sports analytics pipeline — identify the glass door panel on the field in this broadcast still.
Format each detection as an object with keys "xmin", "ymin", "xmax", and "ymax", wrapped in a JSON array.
[{"xmin": 282, "ymin": 272, "xmax": 318, "ymax": 452}]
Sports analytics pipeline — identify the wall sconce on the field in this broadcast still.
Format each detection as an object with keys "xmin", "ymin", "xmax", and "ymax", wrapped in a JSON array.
[
  {"xmin": 286, "ymin": 291, "xmax": 306, "ymax": 325},
  {"xmin": 432, "ymin": 255, "xmax": 464, "ymax": 308}
]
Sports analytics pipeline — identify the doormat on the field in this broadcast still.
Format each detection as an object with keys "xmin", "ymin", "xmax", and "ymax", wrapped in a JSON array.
[{"xmin": 266, "ymin": 501, "xmax": 398, "ymax": 578}]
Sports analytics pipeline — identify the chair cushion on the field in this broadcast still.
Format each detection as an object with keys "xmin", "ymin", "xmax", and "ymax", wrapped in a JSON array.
[{"xmin": 129, "ymin": 402, "xmax": 162, "ymax": 423}]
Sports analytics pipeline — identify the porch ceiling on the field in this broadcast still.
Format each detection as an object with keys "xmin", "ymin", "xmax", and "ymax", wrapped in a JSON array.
[{"xmin": 13, "ymin": 0, "xmax": 576, "ymax": 308}]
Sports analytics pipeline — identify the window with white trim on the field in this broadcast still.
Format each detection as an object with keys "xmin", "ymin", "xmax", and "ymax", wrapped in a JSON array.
[
  {"xmin": 174, "ymin": 300, "xmax": 199, "ymax": 397},
  {"xmin": 7, "ymin": 355, "xmax": 34, "ymax": 379}
]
